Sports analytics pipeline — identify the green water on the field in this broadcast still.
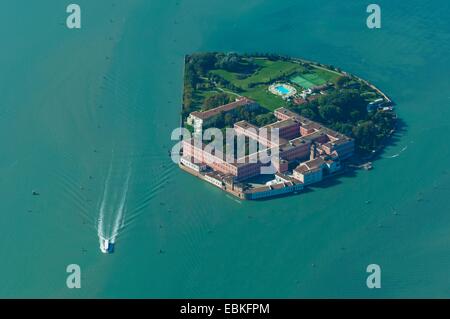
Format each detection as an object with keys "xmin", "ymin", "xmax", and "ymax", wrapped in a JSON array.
[{"xmin": 0, "ymin": 0, "xmax": 449, "ymax": 298}]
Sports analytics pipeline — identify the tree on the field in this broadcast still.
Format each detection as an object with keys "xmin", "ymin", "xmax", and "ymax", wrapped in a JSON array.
[
  {"xmin": 350, "ymin": 110, "xmax": 362, "ymax": 121},
  {"xmin": 188, "ymin": 52, "xmax": 218, "ymax": 75},
  {"xmin": 215, "ymin": 53, "xmax": 258, "ymax": 73},
  {"xmin": 338, "ymin": 123, "xmax": 354, "ymax": 136},
  {"xmin": 254, "ymin": 113, "xmax": 277, "ymax": 126},
  {"xmin": 353, "ymin": 121, "xmax": 379, "ymax": 150},
  {"xmin": 334, "ymin": 75, "xmax": 350, "ymax": 88},
  {"xmin": 224, "ymin": 113, "xmax": 234, "ymax": 127},
  {"xmin": 371, "ymin": 111, "xmax": 396, "ymax": 135},
  {"xmin": 215, "ymin": 53, "xmax": 241, "ymax": 71},
  {"xmin": 319, "ymin": 90, "xmax": 366, "ymax": 120},
  {"xmin": 203, "ymin": 93, "xmax": 232, "ymax": 110},
  {"xmin": 319, "ymin": 104, "xmax": 342, "ymax": 123},
  {"xmin": 300, "ymin": 107, "xmax": 316, "ymax": 120},
  {"xmin": 185, "ymin": 63, "xmax": 199, "ymax": 88},
  {"xmin": 208, "ymin": 112, "xmax": 225, "ymax": 128}
]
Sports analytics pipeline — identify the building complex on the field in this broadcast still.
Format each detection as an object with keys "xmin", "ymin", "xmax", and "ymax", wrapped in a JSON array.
[{"xmin": 179, "ymin": 97, "xmax": 355, "ymax": 200}]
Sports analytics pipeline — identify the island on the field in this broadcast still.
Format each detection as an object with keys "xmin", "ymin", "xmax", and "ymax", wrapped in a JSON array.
[{"xmin": 177, "ymin": 52, "xmax": 397, "ymax": 200}]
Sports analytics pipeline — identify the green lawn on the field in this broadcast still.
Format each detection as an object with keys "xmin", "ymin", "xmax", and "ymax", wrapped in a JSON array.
[
  {"xmin": 198, "ymin": 90, "xmax": 221, "ymax": 99},
  {"xmin": 312, "ymin": 67, "xmax": 341, "ymax": 82},
  {"xmin": 191, "ymin": 89, "xmax": 219, "ymax": 107},
  {"xmin": 207, "ymin": 58, "xmax": 306, "ymax": 110},
  {"xmin": 243, "ymin": 84, "xmax": 287, "ymax": 111},
  {"xmin": 211, "ymin": 59, "xmax": 305, "ymax": 90},
  {"xmin": 195, "ymin": 58, "xmax": 342, "ymax": 111},
  {"xmin": 241, "ymin": 59, "xmax": 305, "ymax": 87},
  {"xmin": 183, "ymin": 53, "xmax": 393, "ymax": 153},
  {"xmin": 290, "ymin": 75, "xmax": 317, "ymax": 88},
  {"xmin": 290, "ymin": 68, "xmax": 340, "ymax": 89}
]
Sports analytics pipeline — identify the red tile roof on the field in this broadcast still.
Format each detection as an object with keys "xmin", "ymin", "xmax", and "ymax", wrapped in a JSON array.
[{"xmin": 190, "ymin": 97, "xmax": 255, "ymax": 120}]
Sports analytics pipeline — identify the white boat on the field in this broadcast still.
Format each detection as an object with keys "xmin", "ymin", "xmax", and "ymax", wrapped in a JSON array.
[{"xmin": 100, "ymin": 239, "xmax": 114, "ymax": 254}]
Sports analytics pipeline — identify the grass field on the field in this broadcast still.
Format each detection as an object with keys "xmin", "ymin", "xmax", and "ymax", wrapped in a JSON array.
[
  {"xmin": 211, "ymin": 59, "xmax": 305, "ymax": 89},
  {"xmin": 243, "ymin": 85, "xmax": 286, "ymax": 111},
  {"xmin": 290, "ymin": 75, "xmax": 317, "ymax": 88},
  {"xmin": 196, "ymin": 58, "xmax": 342, "ymax": 111},
  {"xmin": 290, "ymin": 67, "xmax": 340, "ymax": 89},
  {"xmin": 191, "ymin": 89, "xmax": 219, "ymax": 107}
]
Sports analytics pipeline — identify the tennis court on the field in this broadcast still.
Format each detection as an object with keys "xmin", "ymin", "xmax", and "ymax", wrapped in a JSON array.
[{"xmin": 290, "ymin": 73, "xmax": 327, "ymax": 89}]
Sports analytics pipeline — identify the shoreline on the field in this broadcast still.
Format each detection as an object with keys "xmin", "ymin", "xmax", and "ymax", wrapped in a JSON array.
[
  {"xmin": 179, "ymin": 161, "xmax": 350, "ymax": 201},
  {"xmin": 290, "ymin": 56, "xmax": 393, "ymax": 103},
  {"xmin": 177, "ymin": 53, "xmax": 397, "ymax": 200}
]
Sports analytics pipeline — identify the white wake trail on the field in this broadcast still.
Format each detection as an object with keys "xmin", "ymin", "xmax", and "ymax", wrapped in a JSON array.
[
  {"xmin": 387, "ymin": 145, "xmax": 408, "ymax": 159},
  {"xmin": 110, "ymin": 167, "xmax": 132, "ymax": 243},
  {"xmin": 98, "ymin": 160, "xmax": 114, "ymax": 246}
]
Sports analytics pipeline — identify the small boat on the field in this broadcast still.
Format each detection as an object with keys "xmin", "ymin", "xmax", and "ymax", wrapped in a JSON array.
[
  {"xmin": 362, "ymin": 162, "xmax": 373, "ymax": 170},
  {"xmin": 100, "ymin": 239, "xmax": 114, "ymax": 254}
]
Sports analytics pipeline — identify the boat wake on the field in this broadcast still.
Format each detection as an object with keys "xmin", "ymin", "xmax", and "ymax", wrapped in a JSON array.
[
  {"xmin": 97, "ymin": 159, "xmax": 132, "ymax": 254},
  {"xmin": 386, "ymin": 145, "xmax": 408, "ymax": 159}
]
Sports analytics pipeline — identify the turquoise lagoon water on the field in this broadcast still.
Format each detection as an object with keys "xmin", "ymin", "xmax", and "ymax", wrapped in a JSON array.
[{"xmin": 0, "ymin": 0, "xmax": 449, "ymax": 298}]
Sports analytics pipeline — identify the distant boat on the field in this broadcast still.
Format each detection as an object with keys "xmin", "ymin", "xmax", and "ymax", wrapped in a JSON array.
[{"xmin": 100, "ymin": 239, "xmax": 114, "ymax": 254}]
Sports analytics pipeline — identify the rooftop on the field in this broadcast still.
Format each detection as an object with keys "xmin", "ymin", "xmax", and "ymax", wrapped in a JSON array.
[
  {"xmin": 190, "ymin": 97, "xmax": 255, "ymax": 120},
  {"xmin": 263, "ymin": 119, "xmax": 299, "ymax": 130},
  {"xmin": 205, "ymin": 171, "xmax": 225, "ymax": 181},
  {"xmin": 245, "ymin": 185, "xmax": 271, "ymax": 194},
  {"xmin": 303, "ymin": 157, "xmax": 326, "ymax": 170},
  {"xmin": 275, "ymin": 107, "xmax": 353, "ymax": 143},
  {"xmin": 294, "ymin": 165, "xmax": 322, "ymax": 175},
  {"xmin": 294, "ymin": 157, "xmax": 325, "ymax": 175},
  {"xmin": 234, "ymin": 120, "xmax": 259, "ymax": 131}
]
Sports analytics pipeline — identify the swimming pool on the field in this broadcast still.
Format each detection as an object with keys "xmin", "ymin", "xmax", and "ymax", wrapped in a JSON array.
[
  {"xmin": 269, "ymin": 83, "xmax": 297, "ymax": 98},
  {"xmin": 275, "ymin": 85, "xmax": 290, "ymax": 95}
]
